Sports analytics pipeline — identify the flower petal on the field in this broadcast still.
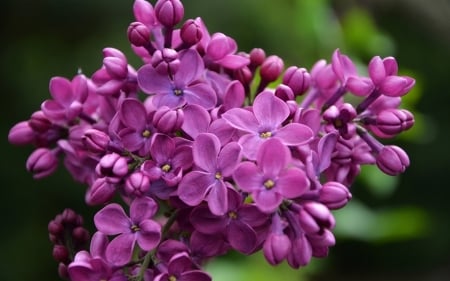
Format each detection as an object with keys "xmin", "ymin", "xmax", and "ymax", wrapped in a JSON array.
[
  {"xmin": 130, "ymin": 196, "xmax": 158, "ymax": 223},
  {"xmin": 119, "ymin": 99, "xmax": 147, "ymax": 130},
  {"xmin": 105, "ymin": 233, "xmax": 135, "ymax": 266},
  {"xmin": 183, "ymin": 83, "xmax": 217, "ymax": 110},
  {"xmin": 233, "ymin": 162, "xmax": 262, "ymax": 193},
  {"xmin": 253, "ymin": 190, "xmax": 283, "ymax": 213},
  {"xmin": 178, "ymin": 171, "xmax": 214, "ymax": 206},
  {"xmin": 193, "ymin": 133, "xmax": 220, "ymax": 172},
  {"xmin": 277, "ymin": 168, "xmax": 309, "ymax": 198},
  {"xmin": 94, "ymin": 203, "xmax": 131, "ymax": 235},
  {"xmin": 257, "ymin": 138, "xmax": 290, "ymax": 178},
  {"xmin": 227, "ymin": 220, "xmax": 257, "ymax": 254},
  {"xmin": 137, "ymin": 220, "xmax": 161, "ymax": 251},
  {"xmin": 190, "ymin": 205, "xmax": 228, "ymax": 234},
  {"xmin": 217, "ymin": 141, "xmax": 241, "ymax": 177},
  {"xmin": 150, "ymin": 134, "xmax": 175, "ymax": 164},
  {"xmin": 49, "ymin": 76, "xmax": 73, "ymax": 106},
  {"xmin": 207, "ymin": 180, "xmax": 228, "ymax": 216},
  {"xmin": 275, "ymin": 123, "xmax": 313, "ymax": 146},
  {"xmin": 221, "ymin": 107, "xmax": 259, "ymax": 133},
  {"xmin": 253, "ymin": 91, "xmax": 289, "ymax": 128},
  {"xmin": 137, "ymin": 64, "xmax": 171, "ymax": 94},
  {"xmin": 175, "ymin": 49, "xmax": 205, "ymax": 84}
]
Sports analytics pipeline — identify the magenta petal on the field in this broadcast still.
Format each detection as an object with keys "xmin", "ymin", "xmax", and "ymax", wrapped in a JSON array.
[
  {"xmin": 223, "ymin": 80, "xmax": 245, "ymax": 110},
  {"xmin": 151, "ymin": 134, "xmax": 175, "ymax": 164},
  {"xmin": 105, "ymin": 233, "xmax": 135, "ymax": 266},
  {"xmin": 346, "ymin": 76, "xmax": 374, "ymax": 97},
  {"xmin": 217, "ymin": 55, "xmax": 250, "ymax": 70},
  {"xmin": 183, "ymin": 83, "xmax": 217, "ymax": 110},
  {"xmin": 253, "ymin": 91, "xmax": 288, "ymax": 128},
  {"xmin": 152, "ymin": 91, "xmax": 184, "ymax": 109},
  {"xmin": 118, "ymin": 128, "xmax": 143, "ymax": 152},
  {"xmin": 193, "ymin": 133, "xmax": 220, "ymax": 172},
  {"xmin": 275, "ymin": 123, "xmax": 313, "ymax": 146},
  {"xmin": 175, "ymin": 49, "xmax": 205, "ymax": 85},
  {"xmin": 277, "ymin": 168, "xmax": 309, "ymax": 198},
  {"xmin": 137, "ymin": 220, "xmax": 161, "ymax": 251},
  {"xmin": 257, "ymin": 138, "xmax": 290, "ymax": 177},
  {"xmin": 207, "ymin": 181, "xmax": 228, "ymax": 216},
  {"xmin": 379, "ymin": 76, "xmax": 415, "ymax": 97},
  {"xmin": 238, "ymin": 133, "xmax": 263, "ymax": 160},
  {"xmin": 222, "ymin": 108, "xmax": 259, "ymax": 133},
  {"xmin": 180, "ymin": 271, "xmax": 211, "ymax": 281},
  {"xmin": 137, "ymin": 64, "xmax": 171, "ymax": 94},
  {"xmin": 253, "ymin": 190, "xmax": 283, "ymax": 213},
  {"xmin": 383, "ymin": 57, "xmax": 398, "ymax": 76},
  {"xmin": 94, "ymin": 203, "xmax": 131, "ymax": 235},
  {"xmin": 368, "ymin": 56, "xmax": 386, "ymax": 85},
  {"xmin": 190, "ymin": 205, "xmax": 228, "ymax": 234},
  {"xmin": 217, "ymin": 142, "xmax": 241, "ymax": 177},
  {"xmin": 119, "ymin": 99, "xmax": 147, "ymax": 130},
  {"xmin": 49, "ymin": 76, "xmax": 73, "ymax": 106},
  {"xmin": 130, "ymin": 196, "xmax": 158, "ymax": 223},
  {"xmin": 181, "ymin": 104, "xmax": 210, "ymax": 138},
  {"xmin": 41, "ymin": 100, "xmax": 66, "ymax": 121},
  {"xmin": 233, "ymin": 162, "xmax": 262, "ymax": 193},
  {"xmin": 227, "ymin": 220, "xmax": 257, "ymax": 254},
  {"xmin": 178, "ymin": 171, "xmax": 214, "ymax": 206}
]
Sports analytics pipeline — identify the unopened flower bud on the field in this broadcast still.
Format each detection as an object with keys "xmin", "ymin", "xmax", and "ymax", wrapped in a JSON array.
[
  {"xmin": 274, "ymin": 84, "xmax": 295, "ymax": 101},
  {"xmin": 283, "ymin": 66, "xmax": 311, "ymax": 96},
  {"xmin": 376, "ymin": 145, "xmax": 410, "ymax": 176},
  {"xmin": 8, "ymin": 121, "xmax": 35, "ymax": 146},
  {"xmin": 153, "ymin": 106, "xmax": 184, "ymax": 133},
  {"xmin": 29, "ymin": 111, "xmax": 51, "ymax": 132},
  {"xmin": 260, "ymin": 55, "xmax": 284, "ymax": 83},
  {"xmin": 96, "ymin": 152, "xmax": 129, "ymax": 178},
  {"xmin": 233, "ymin": 66, "xmax": 253, "ymax": 86},
  {"xmin": 319, "ymin": 181, "xmax": 352, "ymax": 210},
  {"xmin": 287, "ymin": 235, "xmax": 312, "ymax": 269},
  {"xmin": 125, "ymin": 171, "xmax": 151, "ymax": 196},
  {"xmin": 82, "ymin": 129, "xmax": 110, "ymax": 154},
  {"xmin": 103, "ymin": 56, "xmax": 128, "ymax": 79},
  {"xmin": 48, "ymin": 220, "xmax": 64, "ymax": 237},
  {"xmin": 52, "ymin": 245, "xmax": 69, "ymax": 262},
  {"xmin": 26, "ymin": 148, "xmax": 58, "ymax": 179},
  {"xmin": 299, "ymin": 202, "xmax": 335, "ymax": 234},
  {"xmin": 249, "ymin": 48, "xmax": 266, "ymax": 67},
  {"xmin": 180, "ymin": 18, "xmax": 203, "ymax": 46},
  {"xmin": 72, "ymin": 226, "xmax": 90, "ymax": 245},
  {"xmin": 127, "ymin": 21, "xmax": 150, "ymax": 47},
  {"xmin": 155, "ymin": 0, "xmax": 184, "ymax": 27},
  {"xmin": 151, "ymin": 48, "xmax": 180, "ymax": 75},
  {"xmin": 85, "ymin": 177, "xmax": 116, "ymax": 205},
  {"xmin": 375, "ymin": 108, "xmax": 414, "ymax": 136},
  {"xmin": 62, "ymin": 208, "xmax": 79, "ymax": 225},
  {"xmin": 58, "ymin": 262, "xmax": 69, "ymax": 279},
  {"xmin": 263, "ymin": 232, "xmax": 291, "ymax": 265}
]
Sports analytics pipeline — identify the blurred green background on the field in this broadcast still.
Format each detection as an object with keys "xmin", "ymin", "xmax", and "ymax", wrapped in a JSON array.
[{"xmin": 1, "ymin": 0, "xmax": 450, "ymax": 280}]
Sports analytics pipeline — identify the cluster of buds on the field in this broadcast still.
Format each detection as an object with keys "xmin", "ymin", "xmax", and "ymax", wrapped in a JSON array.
[{"xmin": 8, "ymin": 0, "xmax": 415, "ymax": 280}]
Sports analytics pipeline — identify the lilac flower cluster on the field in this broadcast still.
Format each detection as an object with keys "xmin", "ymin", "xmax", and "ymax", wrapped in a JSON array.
[{"xmin": 8, "ymin": 0, "xmax": 415, "ymax": 280}]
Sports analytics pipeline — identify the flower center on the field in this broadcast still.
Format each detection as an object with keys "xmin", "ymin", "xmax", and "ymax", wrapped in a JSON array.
[
  {"xmin": 173, "ymin": 89, "xmax": 183, "ymax": 96},
  {"xmin": 215, "ymin": 172, "xmax": 222, "ymax": 180},
  {"xmin": 142, "ymin": 129, "xmax": 151, "ymax": 138},
  {"xmin": 333, "ymin": 119, "xmax": 343, "ymax": 128},
  {"xmin": 260, "ymin": 131, "xmax": 272, "ymax": 139},
  {"xmin": 131, "ymin": 224, "xmax": 140, "ymax": 232},
  {"xmin": 264, "ymin": 179, "xmax": 275, "ymax": 189},
  {"xmin": 161, "ymin": 164, "xmax": 171, "ymax": 172},
  {"xmin": 169, "ymin": 275, "xmax": 177, "ymax": 281},
  {"xmin": 228, "ymin": 211, "xmax": 238, "ymax": 219}
]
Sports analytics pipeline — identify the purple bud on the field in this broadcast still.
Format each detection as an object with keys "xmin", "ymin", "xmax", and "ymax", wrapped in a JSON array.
[
  {"xmin": 26, "ymin": 148, "xmax": 58, "ymax": 179},
  {"xmin": 29, "ymin": 111, "xmax": 51, "ymax": 133},
  {"xmin": 152, "ymin": 106, "xmax": 184, "ymax": 134},
  {"xmin": 233, "ymin": 66, "xmax": 253, "ymax": 86},
  {"xmin": 154, "ymin": 0, "xmax": 184, "ymax": 27},
  {"xmin": 283, "ymin": 66, "xmax": 311, "ymax": 96},
  {"xmin": 274, "ymin": 84, "xmax": 295, "ymax": 101},
  {"xmin": 103, "ymin": 56, "xmax": 128, "ymax": 79},
  {"xmin": 102, "ymin": 47, "xmax": 126, "ymax": 62},
  {"xmin": 263, "ymin": 232, "xmax": 291, "ymax": 265},
  {"xmin": 260, "ymin": 55, "xmax": 284, "ymax": 83},
  {"xmin": 125, "ymin": 171, "xmax": 151, "ymax": 196},
  {"xmin": 127, "ymin": 21, "xmax": 151, "ymax": 47},
  {"xmin": 8, "ymin": 121, "xmax": 35, "ymax": 146},
  {"xmin": 299, "ymin": 202, "xmax": 335, "ymax": 234},
  {"xmin": 58, "ymin": 262, "xmax": 69, "ymax": 279},
  {"xmin": 180, "ymin": 18, "xmax": 203, "ymax": 46},
  {"xmin": 379, "ymin": 76, "xmax": 415, "ymax": 97},
  {"xmin": 72, "ymin": 226, "xmax": 90, "ymax": 244},
  {"xmin": 48, "ymin": 220, "xmax": 64, "ymax": 236},
  {"xmin": 62, "ymin": 208, "xmax": 79, "ymax": 225},
  {"xmin": 319, "ymin": 181, "xmax": 352, "ymax": 210},
  {"xmin": 375, "ymin": 108, "xmax": 414, "ymax": 136},
  {"xmin": 52, "ymin": 245, "xmax": 69, "ymax": 262},
  {"xmin": 151, "ymin": 48, "xmax": 180, "ymax": 75},
  {"xmin": 85, "ymin": 177, "xmax": 116, "ymax": 205},
  {"xmin": 376, "ymin": 145, "xmax": 410, "ymax": 176},
  {"xmin": 96, "ymin": 152, "xmax": 129, "ymax": 178},
  {"xmin": 249, "ymin": 48, "xmax": 266, "ymax": 67},
  {"xmin": 82, "ymin": 129, "xmax": 110, "ymax": 154}
]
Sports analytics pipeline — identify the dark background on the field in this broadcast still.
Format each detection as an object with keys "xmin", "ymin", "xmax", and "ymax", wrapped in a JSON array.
[{"xmin": 1, "ymin": 0, "xmax": 449, "ymax": 280}]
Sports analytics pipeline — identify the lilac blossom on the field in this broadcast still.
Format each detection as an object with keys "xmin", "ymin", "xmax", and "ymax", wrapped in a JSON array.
[
  {"xmin": 138, "ymin": 49, "xmax": 217, "ymax": 109},
  {"xmin": 178, "ymin": 133, "xmax": 242, "ymax": 215},
  {"xmin": 94, "ymin": 196, "xmax": 161, "ymax": 266},
  {"xmin": 154, "ymin": 252, "xmax": 211, "ymax": 281},
  {"xmin": 233, "ymin": 138, "xmax": 310, "ymax": 213},
  {"xmin": 222, "ymin": 90, "xmax": 314, "ymax": 159}
]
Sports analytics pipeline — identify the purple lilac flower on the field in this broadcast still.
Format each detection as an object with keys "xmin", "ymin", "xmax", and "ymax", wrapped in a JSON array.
[
  {"xmin": 233, "ymin": 138, "xmax": 310, "ymax": 213},
  {"xmin": 222, "ymin": 90, "xmax": 314, "ymax": 159},
  {"xmin": 154, "ymin": 252, "xmax": 211, "ymax": 281},
  {"xmin": 178, "ymin": 133, "xmax": 242, "ymax": 215},
  {"xmin": 138, "ymin": 49, "xmax": 217, "ymax": 109},
  {"xmin": 94, "ymin": 196, "xmax": 161, "ymax": 266}
]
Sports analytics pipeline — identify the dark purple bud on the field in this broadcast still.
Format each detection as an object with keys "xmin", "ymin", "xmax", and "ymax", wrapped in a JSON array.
[
  {"xmin": 180, "ymin": 18, "xmax": 203, "ymax": 46},
  {"xmin": 233, "ymin": 66, "xmax": 253, "ymax": 86},
  {"xmin": 375, "ymin": 108, "xmax": 414, "ymax": 136},
  {"xmin": 103, "ymin": 56, "xmax": 128, "ymax": 79},
  {"xmin": 154, "ymin": 0, "xmax": 184, "ymax": 27},
  {"xmin": 125, "ymin": 171, "xmax": 151, "ymax": 196},
  {"xmin": 29, "ymin": 111, "xmax": 51, "ymax": 133},
  {"xmin": 319, "ymin": 181, "xmax": 352, "ymax": 210},
  {"xmin": 48, "ymin": 220, "xmax": 64, "ymax": 237},
  {"xmin": 96, "ymin": 152, "xmax": 129, "ymax": 178},
  {"xmin": 298, "ymin": 202, "xmax": 335, "ymax": 234},
  {"xmin": 72, "ymin": 226, "xmax": 90, "ymax": 244},
  {"xmin": 152, "ymin": 106, "xmax": 184, "ymax": 134},
  {"xmin": 52, "ymin": 245, "xmax": 69, "ymax": 262},
  {"xmin": 274, "ymin": 84, "xmax": 295, "ymax": 101},
  {"xmin": 26, "ymin": 148, "xmax": 58, "ymax": 179},
  {"xmin": 151, "ymin": 48, "xmax": 180, "ymax": 75},
  {"xmin": 82, "ymin": 129, "xmax": 110, "ymax": 154},
  {"xmin": 127, "ymin": 21, "xmax": 151, "ymax": 47},
  {"xmin": 8, "ymin": 121, "xmax": 35, "ymax": 146},
  {"xmin": 376, "ymin": 145, "xmax": 410, "ymax": 176},
  {"xmin": 260, "ymin": 55, "xmax": 284, "ymax": 83},
  {"xmin": 249, "ymin": 48, "xmax": 266, "ymax": 67},
  {"xmin": 62, "ymin": 208, "xmax": 79, "ymax": 225},
  {"xmin": 283, "ymin": 66, "xmax": 311, "ymax": 96},
  {"xmin": 58, "ymin": 263, "xmax": 69, "ymax": 279}
]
